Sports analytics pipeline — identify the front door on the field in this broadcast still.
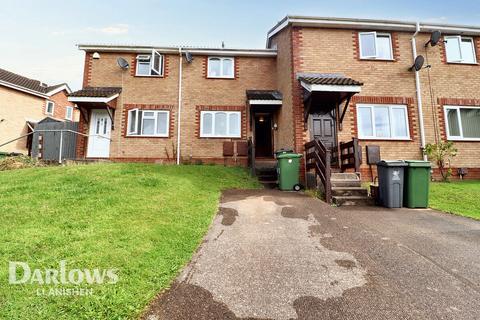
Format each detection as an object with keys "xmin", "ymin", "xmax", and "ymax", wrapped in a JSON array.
[
  {"xmin": 311, "ymin": 111, "xmax": 336, "ymax": 149},
  {"xmin": 87, "ymin": 109, "xmax": 111, "ymax": 158},
  {"xmin": 254, "ymin": 114, "xmax": 273, "ymax": 158}
]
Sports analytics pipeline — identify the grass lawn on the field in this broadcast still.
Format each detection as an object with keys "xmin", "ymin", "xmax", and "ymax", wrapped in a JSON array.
[
  {"xmin": 0, "ymin": 163, "xmax": 260, "ymax": 319},
  {"xmin": 430, "ymin": 180, "xmax": 480, "ymax": 220}
]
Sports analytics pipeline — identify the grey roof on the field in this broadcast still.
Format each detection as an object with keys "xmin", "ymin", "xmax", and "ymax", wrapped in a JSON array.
[
  {"xmin": 246, "ymin": 90, "xmax": 283, "ymax": 100},
  {"xmin": 298, "ymin": 75, "xmax": 363, "ymax": 86},
  {"xmin": 69, "ymin": 87, "xmax": 122, "ymax": 98},
  {"xmin": 0, "ymin": 68, "xmax": 68, "ymax": 96}
]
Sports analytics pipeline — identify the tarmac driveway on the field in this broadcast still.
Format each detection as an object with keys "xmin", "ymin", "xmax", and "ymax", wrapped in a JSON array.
[{"xmin": 144, "ymin": 189, "xmax": 480, "ymax": 320}]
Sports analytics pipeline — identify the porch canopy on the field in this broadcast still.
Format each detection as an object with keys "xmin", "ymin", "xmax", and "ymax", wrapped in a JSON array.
[
  {"xmin": 68, "ymin": 87, "xmax": 122, "ymax": 128},
  {"xmin": 247, "ymin": 90, "xmax": 283, "ymax": 113},
  {"xmin": 298, "ymin": 73, "xmax": 363, "ymax": 125}
]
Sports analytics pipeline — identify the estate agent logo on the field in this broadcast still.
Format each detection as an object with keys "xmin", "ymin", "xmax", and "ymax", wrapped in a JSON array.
[{"xmin": 9, "ymin": 260, "xmax": 118, "ymax": 296}]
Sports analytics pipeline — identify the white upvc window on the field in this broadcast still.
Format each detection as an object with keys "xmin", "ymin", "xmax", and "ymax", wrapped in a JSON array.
[
  {"xmin": 359, "ymin": 32, "xmax": 393, "ymax": 60},
  {"xmin": 127, "ymin": 109, "xmax": 169, "ymax": 137},
  {"xmin": 357, "ymin": 104, "xmax": 410, "ymax": 140},
  {"xmin": 444, "ymin": 36, "xmax": 477, "ymax": 64},
  {"xmin": 207, "ymin": 57, "xmax": 234, "ymax": 78},
  {"xmin": 65, "ymin": 106, "xmax": 74, "ymax": 121},
  {"xmin": 200, "ymin": 111, "xmax": 241, "ymax": 138},
  {"xmin": 136, "ymin": 50, "xmax": 164, "ymax": 76},
  {"xmin": 45, "ymin": 101, "xmax": 55, "ymax": 115},
  {"xmin": 444, "ymin": 106, "xmax": 480, "ymax": 141}
]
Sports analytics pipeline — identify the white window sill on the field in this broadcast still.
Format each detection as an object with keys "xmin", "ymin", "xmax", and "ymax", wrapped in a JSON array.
[
  {"xmin": 358, "ymin": 137, "xmax": 411, "ymax": 141},
  {"xmin": 135, "ymin": 74, "xmax": 164, "ymax": 78},
  {"xmin": 446, "ymin": 61, "xmax": 479, "ymax": 65},
  {"xmin": 447, "ymin": 138, "xmax": 480, "ymax": 142},
  {"xmin": 207, "ymin": 76, "xmax": 235, "ymax": 79},
  {"xmin": 126, "ymin": 134, "xmax": 169, "ymax": 138},
  {"xmin": 360, "ymin": 58, "xmax": 395, "ymax": 62},
  {"xmin": 200, "ymin": 135, "xmax": 241, "ymax": 138}
]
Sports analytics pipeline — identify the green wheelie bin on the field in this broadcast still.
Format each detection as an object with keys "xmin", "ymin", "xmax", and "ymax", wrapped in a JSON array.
[
  {"xmin": 403, "ymin": 160, "xmax": 431, "ymax": 208},
  {"xmin": 276, "ymin": 153, "xmax": 303, "ymax": 191}
]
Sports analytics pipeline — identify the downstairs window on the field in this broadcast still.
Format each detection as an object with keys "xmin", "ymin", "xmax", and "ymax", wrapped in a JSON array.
[
  {"xmin": 200, "ymin": 111, "xmax": 241, "ymax": 138},
  {"xmin": 444, "ymin": 106, "xmax": 480, "ymax": 140},
  {"xmin": 357, "ymin": 104, "xmax": 410, "ymax": 140},
  {"xmin": 127, "ymin": 109, "xmax": 169, "ymax": 137}
]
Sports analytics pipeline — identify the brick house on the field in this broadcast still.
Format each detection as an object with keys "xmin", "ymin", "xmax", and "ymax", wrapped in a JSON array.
[
  {"xmin": 0, "ymin": 68, "xmax": 76, "ymax": 154},
  {"xmin": 71, "ymin": 16, "xmax": 480, "ymax": 183}
]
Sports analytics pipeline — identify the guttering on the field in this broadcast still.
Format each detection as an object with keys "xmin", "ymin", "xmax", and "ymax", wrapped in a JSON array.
[
  {"xmin": 176, "ymin": 48, "xmax": 183, "ymax": 165},
  {"xmin": 248, "ymin": 100, "xmax": 283, "ymax": 105},
  {"xmin": 46, "ymin": 84, "xmax": 72, "ymax": 96},
  {"xmin": 300, "ymin": 82, "xmax": 362, "ymax": 93},
  {"xmin": 0, "ymin": 80, "xmax": 48, "ymax": 98},
  {"xmin": 411, "ymin": 22, "xmax": 427, "ymax": 160},
  {"xmin": 77, "ymin": 44, "xmax": 277, "ymax": 57}
]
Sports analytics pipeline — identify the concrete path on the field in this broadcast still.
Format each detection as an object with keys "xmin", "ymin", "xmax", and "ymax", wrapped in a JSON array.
[{"xmin": 143, "ymin": 189, "xmax": 480, "ymax": 320}]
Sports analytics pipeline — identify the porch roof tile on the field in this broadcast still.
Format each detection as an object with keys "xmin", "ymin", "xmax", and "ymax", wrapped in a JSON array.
[
  {"xmin": 69, "ymin": 87, "xmax": 122, "ymax": 98},
  {"xmin": 246, "ymin": 90, "xmax": 283, "ymax": 100},
  {"xmin": 298, "ymin": 75, "xmax": 363, "ymax": 86}
]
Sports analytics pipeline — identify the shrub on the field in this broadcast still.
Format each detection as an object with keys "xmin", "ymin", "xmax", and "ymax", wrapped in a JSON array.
[
  {"xmin": 424, "ymin": 142, "xmax": 457, "ymax": 182},
  {"xmin": 0, "ymin": 156, "xmax": 47, "ymax": 171}
]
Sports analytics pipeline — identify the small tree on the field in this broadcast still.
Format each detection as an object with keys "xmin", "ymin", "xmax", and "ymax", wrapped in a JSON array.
[{"xmin": 424, "ymin": 142, "xmax": 457, "ymax": 182}]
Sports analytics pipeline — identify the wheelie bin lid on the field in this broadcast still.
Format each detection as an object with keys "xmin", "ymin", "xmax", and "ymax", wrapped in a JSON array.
[
  {"xmin": 377, "ymin": 160, "xmax": 407, "ymax": 167},
  {"xmin": 404, "ymin": 160, "xmax": 431, "ymax": 168},
  {"xmin": 277, "ymin": 153, "xmax": 303, "ymax": 159},
  {"xmin": 275, "ymin": 148, "xmax": 294, "ymax": 155}
]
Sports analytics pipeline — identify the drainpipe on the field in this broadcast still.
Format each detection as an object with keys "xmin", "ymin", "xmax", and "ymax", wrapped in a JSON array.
[
  {"xmin": 412, "ymin": 22, "xmax": 428, "ymax": 161},
  {"xmin": 176, "ymin": 48, "xmax": 183, "ymax": 165}
]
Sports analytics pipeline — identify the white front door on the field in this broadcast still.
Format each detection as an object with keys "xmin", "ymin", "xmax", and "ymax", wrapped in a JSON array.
[{"xmin": 87, "ymin": 109, "xmax": 111, "ymax": 158}]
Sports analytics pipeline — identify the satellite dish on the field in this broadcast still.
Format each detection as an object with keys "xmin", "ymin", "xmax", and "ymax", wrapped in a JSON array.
[
  {"xmin": 185, "ymin": 52, "xmax": 193, "ymax": 63},
  {"xmin": 117, "ymin": 57, "xmax": 129, "ymax": 69},
  {"xmin": 409, "ymin": 55, "xmax": 425, "ymax": 72},
  {"xmin": 425, "ymin": 30, "xmax": 442, "ymax": 47}
]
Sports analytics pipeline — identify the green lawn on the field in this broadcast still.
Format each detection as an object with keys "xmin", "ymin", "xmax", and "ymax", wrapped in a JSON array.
[
  {"xmin": 0, "ymin": 163, "xmax": 260, "ymax": 319},
  {"xmin": 430, "ymin": 180, "xmax": 480, "ymax": 220}
]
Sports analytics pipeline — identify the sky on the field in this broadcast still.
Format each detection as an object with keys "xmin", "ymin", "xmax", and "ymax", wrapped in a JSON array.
[{"xmin": 1, "ymin": 0, "xmax": 479, "ymax": 90}]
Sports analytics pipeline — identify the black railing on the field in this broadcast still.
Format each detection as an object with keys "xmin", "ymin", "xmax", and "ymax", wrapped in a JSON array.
[{"xmin": 247, "ymin": 137, "xmax": 255, "ymax": 176}]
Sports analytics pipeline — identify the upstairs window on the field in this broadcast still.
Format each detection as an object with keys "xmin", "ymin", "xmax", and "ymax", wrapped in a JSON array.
[
  {"xmin": 200, "ymin": 111, "xmax": 241, "ymax": 138},
  {"xmin": 357, "ymin": 104, "xmax": 410, "ymax": 140},
  {"xmin": 136, "ymin": 50, "xmax": 163, "ymax": 76},
  {"xmin": 65, "ymin": 106, "xmax": 74, "ymax": 121},
  {"xmin": 127, "ymin": 109, "xmax": 169, "ymax": 137},
  {"xmin": 444, "ymin": 36, "xmax": 477, "ymax": 64},
  {"xmin": 207, "ymin": 57, "xmax": 234, "ymax": 78},
  {"xmin": 444, "ymin": 106, "xmax": 480, "ymax": 140},
  {"xmin": 46, "ymin": 101, "xmax": 54, "ymax": 115},
  {"xmin": 359, "ymin": 32, "xmax": 393, "ymax": 60}
]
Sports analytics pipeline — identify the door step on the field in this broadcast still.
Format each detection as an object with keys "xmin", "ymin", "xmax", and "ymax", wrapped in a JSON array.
[
  {"xmin": 333, "ymin": 196, "xmax": 375, "ymax": 206},
  {"xmin": 330, "ymin": 172, "xmax": 373, "ymax": 206}
]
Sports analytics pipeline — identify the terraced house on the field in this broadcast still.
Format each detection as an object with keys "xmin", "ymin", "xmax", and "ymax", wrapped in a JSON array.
[{"xmin": 71, "ymin": 15, "xmax": 480, "ymax": 188}]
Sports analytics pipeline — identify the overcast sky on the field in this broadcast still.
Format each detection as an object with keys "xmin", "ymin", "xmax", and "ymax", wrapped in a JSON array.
[{"xmin": 1, "ymin": 0, "xmax": 479, "ymax": 90}]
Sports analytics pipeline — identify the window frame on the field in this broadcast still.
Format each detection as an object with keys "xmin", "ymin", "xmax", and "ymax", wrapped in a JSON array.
[
  {"xmin": 127, "ymin": 109, "xmax": 170, "ymax": 137},
  {"xmin": 65, "ymin": 106, "xmax": 74, "ymax": 121},
  {"xmin": 444, "ymin": 105, "xmax": 480, "ymax": 141},
  {"xmin": 45, "ymin": 101, "xmax": 55, "ymax": 115},
  {"xmin": 207, "ymin": 57, "xmax": 235, "ymax": 79},
  {"xmin": 200, "ymin": 111, "xmax": 242, "ymax": 138},
  {"xmin": 135, "ymin": 50, "xmax": 164, "ymax": 77},
  {"xmin": 444, "ymin": 36, "xmax": 477, "ymax": 64},
  {"xmin": 358, "ymin": 32, "xmax": 394, "ymax": 60},
  {"xmin": 356, "ymin": 104, "xmax": 410, "ymax": 140}
]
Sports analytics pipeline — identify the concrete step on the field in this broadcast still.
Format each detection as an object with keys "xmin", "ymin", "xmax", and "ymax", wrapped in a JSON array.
[
  {"xmin": 332, "ymin": 187, "xmax": 368, "ymax": 197},
  {"xmin": 333, "ymin": 196, "xmax": 375, "ymax": 206},
  {"xmin": 331, "ymin": 180, "xmax": 362, "ymax": 188},
  {"xmin": 331, "ymin": 172, "xmax": 360, "ymax": 180}
]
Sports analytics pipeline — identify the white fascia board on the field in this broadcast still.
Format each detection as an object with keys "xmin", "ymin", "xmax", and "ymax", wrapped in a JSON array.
[
  {"xmin": 420, "ymin": 24, "xmax": 480, "ymax": 35},
  {"xmin": 0, "ymin": 80, "xmax": 48, "ymax": 98},
  {"xmin": 300, "ymin": 81, "xmax": 362, "ymax": 93},
  {"xmin": 249, "ymin": 100, "xmax": 283, "ymax": 105},
  {"xmin": 77, "ymin": 45, "xmax": 277, "ymax": 57},
  {"xmin": 46, "ymin": 84, "xmax": 72, "ymax": 96},
  {"xmin": 68, "ymin": 93, "xmax": 119, "ymax": 103}
]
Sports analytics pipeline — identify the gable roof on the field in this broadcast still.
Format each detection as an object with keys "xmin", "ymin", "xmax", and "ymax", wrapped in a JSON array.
[{"xmin": 0, "ymin": 68, "xmax": 71, "ymax": 98}]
